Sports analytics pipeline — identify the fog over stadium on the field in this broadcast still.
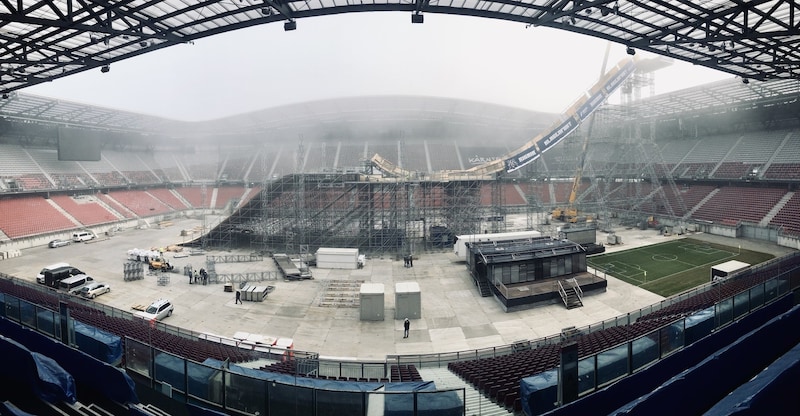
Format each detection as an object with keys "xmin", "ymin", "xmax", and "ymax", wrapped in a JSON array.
[{"xmin": 26, "ymin": 13, "xmax": 732, "ymax": 122}]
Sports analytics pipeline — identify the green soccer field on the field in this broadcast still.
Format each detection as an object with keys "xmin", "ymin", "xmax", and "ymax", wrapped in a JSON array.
[{"xmin": 587, "ymin": 238, "xmax": 775, "ymax": 297}]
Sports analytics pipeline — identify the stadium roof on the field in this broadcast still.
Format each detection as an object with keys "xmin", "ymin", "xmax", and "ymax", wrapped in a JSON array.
[
  {"xmin": 1, "ymin": 0, "xmax": 799, "ymax": 97},
  {"xmin": 0, "ymin": 93, "xmax": 557, "ymax": 136},
  {"xmin": 605, "ymin": 76, "xmax": 800, "ymax": 120},
  {"xmin": 0, "ymin": 77, "xmax": 797, "ymax": 135}
]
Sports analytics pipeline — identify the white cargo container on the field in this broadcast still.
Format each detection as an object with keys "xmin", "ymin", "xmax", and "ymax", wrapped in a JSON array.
[
  {"xmin": 360, "ymin": 283, "xmax": 385, "ymax": 321},
  {"xmin": 395, "ymin": 282, "xmax": 421, "ymax": 319},
  {"xmin": 711, "ymin": 260, "xmax": 750, "ymax": 282},
  {"xmin": 316, "ymin": 247, "xmax": 359, "ymax": 270}
]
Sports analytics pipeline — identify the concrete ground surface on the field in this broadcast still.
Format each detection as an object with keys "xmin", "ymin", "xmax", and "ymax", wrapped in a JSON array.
[{"xmin": 0, "ymin": 218, "xmax": 793, "ymax": 360}]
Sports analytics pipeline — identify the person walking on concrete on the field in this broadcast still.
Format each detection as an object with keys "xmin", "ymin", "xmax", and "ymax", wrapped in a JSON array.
[
  {"xmin": 403, "ymin": 318, "xmax": 410, "ymax": 338},
  {"xmin": 235, "ymin": 290, "xmax": 242, "ymax": 304}
]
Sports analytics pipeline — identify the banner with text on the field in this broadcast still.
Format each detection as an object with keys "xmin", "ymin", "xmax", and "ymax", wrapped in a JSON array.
[{"xmin": 503, "ymin": 58, "xmax": 637, "ymax": 173}]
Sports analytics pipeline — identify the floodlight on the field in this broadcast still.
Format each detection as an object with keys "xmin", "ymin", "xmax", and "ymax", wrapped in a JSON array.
[
  {"xmin": 742, "ymin": 78, "xmax": 749, "ymax": 84},
  {"xmin": 284, "ymin": 21, "xmax": 296, "ymax": 31},
  {"xmin": 411, "ymin": 13, "xmax": 424, "ymax": 24},
  {"xmin": 101, "ymin": 65, "xmax": 110, "ymax": 73},
  {"xmin": 626, "ymin": 46, "xmax": 636, "ymax": 55},
  {"xmin": 2, "ymin": 93, "xmax": 8, "ymax": 99}
]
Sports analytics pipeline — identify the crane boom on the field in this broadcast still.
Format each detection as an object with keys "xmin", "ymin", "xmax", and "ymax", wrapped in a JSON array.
[{"xmin": 558, "ymin": 43, "xmax": 612, "ymax": 222}]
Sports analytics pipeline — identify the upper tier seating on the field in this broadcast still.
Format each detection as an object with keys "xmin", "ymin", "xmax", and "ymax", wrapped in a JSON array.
[
  {"xmin": 428, "ymin": 141, "xmax": 462, "ymax": 171},
  {"xmin": 400, "ymin": 141, "xmax": 429, "ymax": 172}
]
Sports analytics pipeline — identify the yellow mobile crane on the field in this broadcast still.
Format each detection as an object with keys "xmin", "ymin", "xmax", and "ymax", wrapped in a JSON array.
[
  {"xmin": 552, "ymin": 44, "xmax": 612, "ymax": 223},
  {"xmin": 551, "ymin": 133, "xmax": 590, "ymax": 223}
]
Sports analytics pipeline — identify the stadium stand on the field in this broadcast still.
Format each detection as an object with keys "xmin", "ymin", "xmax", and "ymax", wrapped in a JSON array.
[
  {"xmin": 400, "ymin": 141, "xmax": 429, "ymax": 172},
  {"xmin": 769, "ymin": 192, "xmax": 800, "ymax": 236},
  {"xmin": 691, "ymin": 186, "xmax": 787, "ymax": 225},
  {"xmin": 98, "ymin": 193, "xmax": 137, "ymax": 219},
  {"xmin": 175, "ymin": 186, "xmax": 211, "ymax": 208},
  {"xmin": 711, "ymin": 131, "xmax": 785, "ymax": 179},
  {"xmin": 105, "ymin": 190, "xmax": 173, "ymax": 217},
  {"xmin": 214, "ymin": 186, "xmax": 247, "ymax": 209},
  {"xmin": 146, "ymin": 188, "xmax": 190, "ymax": 210},
  {"xmin": 427, "ymin": 141, "xmax": 462, "ymax": 171},
  {"xmin": 0, "ymin": 196, "xmax": 76, "ymax": 238},
  {"xmin": 270, "ymin": 145, "xmax": 296, "ymax": 178},
  {"xmin": 303, "ymin": 142, "xmax": 338, "ymax": 172},
  {"xmin": 219, "ymin": 151, "xmax": 254, "ymax": 182},
  {"xmin": 764, "ymin": 131, "xmax": 800, "ymax": 180},
  {"xmin": 337, "ymin": 142, "xmax": 368, "ymax": 170},
  {"xmin": 50, "ymin": 194, "xmax": 119, "ymax": 226}
]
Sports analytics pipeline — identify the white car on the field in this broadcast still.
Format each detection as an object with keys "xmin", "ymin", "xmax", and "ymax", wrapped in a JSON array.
[
  {"xmin": 134, "ymin": 299, "xmax": 174, "ymax": 321},
  {"xmin": 78, "ymin": 282, "xmax": 110, "ymax": 299}
]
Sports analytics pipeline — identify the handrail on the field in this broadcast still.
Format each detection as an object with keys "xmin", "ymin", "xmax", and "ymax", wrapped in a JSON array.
[
  {"xmin": 570, "ymin": 277, "xmax": 584, "ymax": 303},
  {"xmin": 557, "ymin": 280, "xmax": 568, "ymax": 306}
]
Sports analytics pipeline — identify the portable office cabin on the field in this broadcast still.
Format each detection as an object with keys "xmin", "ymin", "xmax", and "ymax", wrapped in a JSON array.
[
  {"xmin": 360, "ymin": 283, "xmax": 385, "ymax": 321},
  {"xmin": 395, "ymin": 282, "xmax": 421, "ymax": 319},
  {"xmin": 316, "ymin": 247, "xmax": 359, "ymax": 270}
]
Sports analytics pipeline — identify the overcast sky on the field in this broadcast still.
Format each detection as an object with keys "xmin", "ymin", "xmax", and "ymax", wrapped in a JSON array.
[{"xmin": 27, "ymin": 12, "xmax": 733, "ymax": 122}]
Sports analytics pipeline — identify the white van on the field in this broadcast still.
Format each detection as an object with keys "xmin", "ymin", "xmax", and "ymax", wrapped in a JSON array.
[
  {"xmin": 72, "ymin": 231, "xmax": 94, "ymax": 242},
  {"xmin": 58, "ymin": 274, "xmax": 94, "ymax": 294},
  {"xmin": 37, "ymin": 262, "xmax": 71, "ymax": 284}
]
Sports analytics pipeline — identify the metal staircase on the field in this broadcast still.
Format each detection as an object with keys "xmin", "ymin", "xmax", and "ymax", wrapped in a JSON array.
[
  {"xmin": 476, "ymin": 276, "xmax": 493, "ymax": 297},
  {"xmin": 558, "ymin": 278, "xmax": 584, "ymax": 309}
]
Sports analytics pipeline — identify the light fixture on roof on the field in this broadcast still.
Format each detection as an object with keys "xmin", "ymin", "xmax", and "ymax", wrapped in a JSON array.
[
  {"xmin": 2, "ymin": 93, "xmax": 8, "ymax": 99},
  {"xmin": 626, "ymin": 46, "xmax": 636, "ymax": 55},
  {"xmin": 100, "ymin": 65, "xmax": 110, "ymax": 73},
  {"xmin": 261, "ymin": 7, "xmax": 271, "ymax": 15},
  {"xmin": 411, "ymin": 13, "xmax": 424, "ymax": 24},
  {"xmin": 139, "ymin": 40, "xmax": 149, "ymax": 48},
  {"xmin": 284, "ymin": 21, "xmax": 296, "ymax": 31},
  {"xmin": 741, "ymin": 78, "xmax": 749, "ymax": 84},
  {"xmin": 600, "ymin": 6, "xmax": 610, "ymax": 16}
]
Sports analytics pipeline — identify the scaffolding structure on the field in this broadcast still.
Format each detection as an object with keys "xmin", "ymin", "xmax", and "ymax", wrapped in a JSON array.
[
  {"xmin": 198, "ymin": 61, "xmax": 690, "ymax": 254},
  {"xmin": 586, "ymin": 68, "xmax": 687, "ymax": 227},
  {"xmin": 199, "ymin": 168, "xmax": 512, "ymax": 257}
]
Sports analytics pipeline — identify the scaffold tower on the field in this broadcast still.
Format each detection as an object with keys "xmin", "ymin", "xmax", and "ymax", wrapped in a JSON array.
[{"xmin": 591, "ymin": 67, "xmax": 687, "ymax": 227}]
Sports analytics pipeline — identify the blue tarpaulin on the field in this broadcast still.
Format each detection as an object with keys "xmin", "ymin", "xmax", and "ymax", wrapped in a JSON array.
[
  {"xmin": 202, "ymin": 359, "xmax": 463, "ymax": 415},
  {"xmin": 73, "ymin": 320, "xmax": 123, "ymax": 364},
  {"xmin": 0, "ymin": 335, "xmax": 76, "ymax": 404},
  {"xmin": 520, "ymin": 369, "xmax": 558, "ymax": 416}
]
